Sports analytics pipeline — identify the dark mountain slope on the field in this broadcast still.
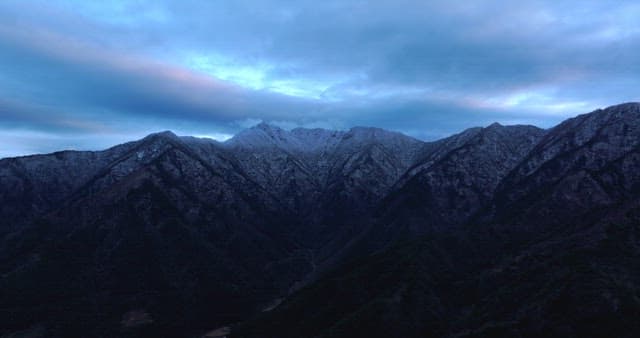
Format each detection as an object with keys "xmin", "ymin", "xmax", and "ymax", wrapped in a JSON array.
[
  {"xmin": 232, "ymin": 103, "xmax": 640, "ymax": 338},
  {"xmin": 223, "ymin": 123, "xmax": 424, "ymax": 221},
  {"xmin": 0, "ymin": 133, "xmax": 309, "ymax": 337},
  {"xmin": 0, "ymin": 139, "xmax": 139, "ymax": 235},
  {"xmin": 338, "ymin": 124, "xmax": 545, "ymax": 259},
  {"xmin": 382, "ymin": 123, "xmax": 545, "ymax": 233},
  {"xmin": 233, "ymin": 234, "xmax": 481, "ymax": 338},
  {"xmin": 486, "ymin": 102, "xmax": 640, "ymax": 240},
  {"xmin": 222, "ymin": 123, "xmax": 322, "ymax": 214},
  {"xmin": 233, "ymin": 212, "xmax": 640, "ymax": 338},
  {"xmin": 223, "ymin": 124, "xmax": 426, "ymax": 276},
  {"xmin": 318, "ymin": 127, "xmax": 424, "ymax": 218},
  {"xmin": 2, "ymin": 103, "xmax": 640, "ymax": 338},
  {"xmin": 301, "ymin": 127, "xmax": 424, "ymax": 256}
]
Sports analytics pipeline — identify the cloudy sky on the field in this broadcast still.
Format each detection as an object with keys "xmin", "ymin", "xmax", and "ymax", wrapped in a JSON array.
[{"xmin": 1, "ymin": 0, "xmax": 638, "ymax": 157}]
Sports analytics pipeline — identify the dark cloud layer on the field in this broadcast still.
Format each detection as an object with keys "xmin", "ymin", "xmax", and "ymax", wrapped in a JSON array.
[{"xmin": 0, "ymin": 0, "xmax": 638, "ymax": 157}]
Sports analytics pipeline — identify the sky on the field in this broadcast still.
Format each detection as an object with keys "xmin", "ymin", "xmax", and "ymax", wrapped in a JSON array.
[{"xmin": 0, "ymin": 0, "xmax": 639, "ymax": 157}]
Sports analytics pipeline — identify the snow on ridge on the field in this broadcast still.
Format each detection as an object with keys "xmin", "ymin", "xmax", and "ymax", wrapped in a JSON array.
[{"xmin": 225, "ymin": 123, "xmax": 425, "ymax": 155}]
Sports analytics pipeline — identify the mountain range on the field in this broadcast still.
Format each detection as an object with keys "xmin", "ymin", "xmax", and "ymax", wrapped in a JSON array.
[{"xmin": 1, "ymin": 102, "xmax": 639, "ymax": 337}]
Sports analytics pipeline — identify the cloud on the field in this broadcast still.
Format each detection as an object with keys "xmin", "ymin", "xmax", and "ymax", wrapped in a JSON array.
[
  {"xmin": 0, "ymin": 19, "xmax": 323, "ymax": 130},
  {"xmin": 0, "ymin": 0, "xmax": 638, "ymax": 157}
]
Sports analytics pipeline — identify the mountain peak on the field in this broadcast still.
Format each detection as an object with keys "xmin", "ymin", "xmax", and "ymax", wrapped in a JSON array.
[
  {"xmin": 226, "ymin": 122, "xmax": 295, "ymax": 150},
  {"xmin": 146, "ymin": 130, "xmax": 179, "ymax": 140},
  {"xmin": 5, "ymin": 102, "xmax": 640, "ymax": 337},
  {"xmin": 254, "ymin": 121, "xmax": 282, "ymax": 132}
]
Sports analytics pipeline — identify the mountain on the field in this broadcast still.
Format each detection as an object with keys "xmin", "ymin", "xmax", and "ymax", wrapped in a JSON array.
[
  {"xmin": 1, "ymin": 102, "xmax": 639, "ymax": 337},
  {"xmin": 224, "ymin": 123, "xmax": 423, "ymax": 216},
  {"xmin": 223, "ymin": 123, "xmax": 426, "ymax": 274},
  {"xmin": 373, "ymin": 123, "xmax": 545, "ymax": 240},
  {"xmin": 232, "ymin": 102, "xmax": 640, "ymax": 338},
  {"xmin": 0, "ymin": 131, "xmax": 307, "ymax": 337},
  {"xmin": 0, "ymin": 123, "xmax": 428, "ymax": 337},
  {"xmin": 488, "ymin": 102, "xmax": 640, "ymax": 237}
]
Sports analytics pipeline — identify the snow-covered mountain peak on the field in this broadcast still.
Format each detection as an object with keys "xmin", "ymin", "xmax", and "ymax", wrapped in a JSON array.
[
  {"xmin": 226, "ymin": 123, "xmax": 426, "ymax": 157},
  {"xmin": 254, "ymin": 121, "xmax": 287, "ymax": 136},
  {"xmin": 139, "ymin": 130, "xmax": 183, "ymax": 151},
  {"xmin": 226, "ymin": 123, "xmax": 278, "ymax": 146},
  {"xmin": 226, "ymin": 123, "xmax": 344, "ymax": 153}
]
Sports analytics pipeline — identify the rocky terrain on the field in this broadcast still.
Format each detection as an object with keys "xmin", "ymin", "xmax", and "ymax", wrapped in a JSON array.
[
  {"xmin": 1, "ymin": 103, "xmax": 639, "ymax": 337},
  {"xmin": 234, "ymin": 102, "xmax": 640, "ymax": 338}
]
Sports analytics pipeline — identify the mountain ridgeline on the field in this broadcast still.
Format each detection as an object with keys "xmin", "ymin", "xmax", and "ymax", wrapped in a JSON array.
[{"xmin": 1, "ymin": 103, "xmax": 640, "ymax": 337}]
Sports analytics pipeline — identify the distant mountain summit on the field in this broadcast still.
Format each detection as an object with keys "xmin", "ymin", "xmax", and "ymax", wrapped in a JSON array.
[
  {"xmin": 1, "ymin": 103, "xmax": 640, "ymax": 337},
  {"xmin": 225, "ymin": 122, "xmax": 420, "ymax": 157}
]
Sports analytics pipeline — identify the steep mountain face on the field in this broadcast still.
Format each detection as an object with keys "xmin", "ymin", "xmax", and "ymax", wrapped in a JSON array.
[
  {"xmin": 222, "ymin": 123, "xmax": 327, "ymax": 215},
  {"xmin": 487, "ymin": 102, "xmax": 640, "ymax": 239},
  {"xmin": 0, "ymin": 140, "xmax": 138, "ymax": 235},
  {"xmin": 224, "ymin": 123, "xmax": 423, "ymax": 216},
  {"xmin": 0, "ymin": 132, "xmax": 311, "ymax": 337},
  {"xmin": 233, "ymin": 234, "xmax": 484, "ymax": 338},
  {"xmin": 224, "ymin": 124, "xmax": 425, "ymax": 254},
  {"xmin": 305, "ymin": 124, "xmax": 546, "ymax": 270},
  {"xmin": 2, "ymin": 102, "xmax": 640, "ymax": 338},
  {"xmin": 319, "ymin": 127, "xmax": 424, "ymax": 216},
  {"xmin": 233, "ymin": 103, "xmax": 640, "ymax": 338},
  {"xmin": 234, "ymin": 219, "xmax": 640, "ymax": 338},
  {"xmin": 0, "ymin": 123, "xmax": 428, "ymax": 337},
  {"xmin": 376, "ymin": 123, "xmax": 545, "ymax": 240}
]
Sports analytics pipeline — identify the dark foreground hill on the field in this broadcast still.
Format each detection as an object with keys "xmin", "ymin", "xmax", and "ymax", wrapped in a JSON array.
[{"xmin": 1, "ymin": 103, "xmax": 639, "ymax": 337}]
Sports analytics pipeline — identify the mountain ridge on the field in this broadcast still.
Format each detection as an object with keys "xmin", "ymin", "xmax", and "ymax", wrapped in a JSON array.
[
  {"xmin": 1, "ymin": 102, "xmax": 639, "ymax": 337},
  {"xmin": 232, "ymin": 102, "xmax": 640, "ymax": 338}
]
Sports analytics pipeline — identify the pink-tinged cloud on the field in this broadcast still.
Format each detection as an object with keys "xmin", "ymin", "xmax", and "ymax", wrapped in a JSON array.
[
  {"xmin": 0, "ymin": 0, "xmax": 639, "ymax": 157},
  {"xmin": 0, "ymin": 21, "xmax": 320, "ymax": 128}
]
